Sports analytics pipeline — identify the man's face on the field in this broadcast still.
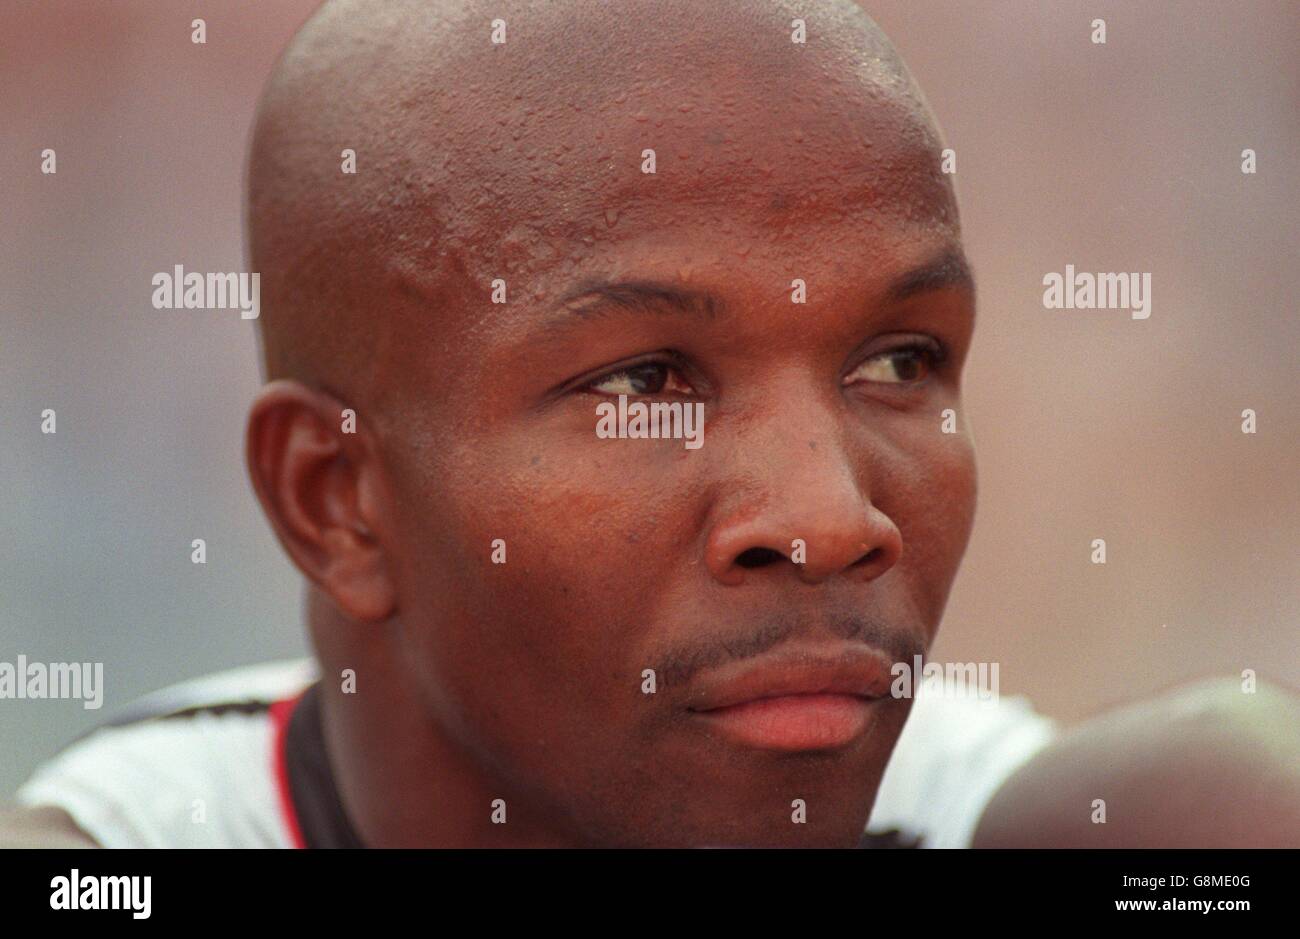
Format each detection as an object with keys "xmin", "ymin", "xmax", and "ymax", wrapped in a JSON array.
[{"xmin": 363, "ymin": 60, "xmax": 976, "ymax": 847}]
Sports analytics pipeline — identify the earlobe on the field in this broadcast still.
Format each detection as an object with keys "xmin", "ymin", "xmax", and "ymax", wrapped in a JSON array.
[
  {"xmin": 318, "ymin": 529, "xmax": 397, "ymax": 623},
  {"xmin": 245, "ymin": 380, "xmax": 397, "ymax": 624}
]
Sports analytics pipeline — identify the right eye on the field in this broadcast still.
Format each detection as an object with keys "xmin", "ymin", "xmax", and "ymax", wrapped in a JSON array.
[{"xmin": 586, "ymin": 362, "xmax": 695, "ymax": 396}]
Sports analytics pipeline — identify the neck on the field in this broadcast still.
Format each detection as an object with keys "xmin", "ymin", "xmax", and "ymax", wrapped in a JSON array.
[{"xmin": 306, "ymin": 587, "xmax": 580, "ymax": 847}]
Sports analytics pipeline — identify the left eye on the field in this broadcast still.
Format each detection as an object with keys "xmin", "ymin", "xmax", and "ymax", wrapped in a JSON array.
[
  {"xmin": 844, "ymin": 343, "xmax": 941, "ymax": 385},
  {"xmin": 587, "ymin": 362, "xmax": 695, "ymax": 396}
]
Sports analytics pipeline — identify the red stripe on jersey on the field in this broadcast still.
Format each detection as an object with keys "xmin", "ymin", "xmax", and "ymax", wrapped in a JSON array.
[{"xmin": 270, "ymin": 692, "xmax": 307, "ymax": 849}]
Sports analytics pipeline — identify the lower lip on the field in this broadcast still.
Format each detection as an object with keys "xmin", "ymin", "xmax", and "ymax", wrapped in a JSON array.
[{"xmin": 693, "ymin": 693, "xmax": 877, "ymax": 751}]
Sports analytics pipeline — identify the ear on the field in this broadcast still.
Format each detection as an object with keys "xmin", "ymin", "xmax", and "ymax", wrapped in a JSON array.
[{"xmin": 245, "ymin": 380, "xmax": 396, "ymax": 623}]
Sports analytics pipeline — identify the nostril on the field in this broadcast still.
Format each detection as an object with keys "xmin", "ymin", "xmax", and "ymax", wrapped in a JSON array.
[
  {"xmin": 851, "ymin": 547, "xmax": 885, "ymax": 569},
  {"xmin": 736, "ymin": 547, "xmax": 783, "ymax": 569}
]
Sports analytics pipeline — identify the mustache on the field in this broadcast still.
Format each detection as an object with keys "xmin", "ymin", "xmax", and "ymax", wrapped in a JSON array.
[{"xmin": 649, "ymin": 615, "xmax": 927, "ymax": 690}]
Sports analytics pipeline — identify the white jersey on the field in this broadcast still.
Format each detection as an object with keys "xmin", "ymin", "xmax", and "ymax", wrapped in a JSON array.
[{"xmin": 15, "ymin": 659, "xmax": 1056, "ymax": 848}]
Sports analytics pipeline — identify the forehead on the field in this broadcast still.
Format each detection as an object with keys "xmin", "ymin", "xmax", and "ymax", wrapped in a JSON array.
[
  {"xmin": 356, "ymin": 6, "xmax": 952, "ymax": 260},
  {"xmin": 347, "ymin": 8, "xmax": 964, "ymax": 370},
  {"xmin": 486, "ymin": 222, "xmax": 972, "ymax": 373},
  {"xmin": 388, "ymin": 72, "xmax": 958, "ymax": 313}
]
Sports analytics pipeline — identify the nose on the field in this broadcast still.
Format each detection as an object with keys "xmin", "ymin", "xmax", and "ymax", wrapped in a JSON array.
[{"xmin": 704, "ymin": 427, "xmax": 902, "ymax": 587}]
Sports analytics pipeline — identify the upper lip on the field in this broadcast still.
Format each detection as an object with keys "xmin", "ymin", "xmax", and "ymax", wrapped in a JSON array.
[{"xmin": 685, "ymin": 644, "xmax": 895, "ymax": 712}]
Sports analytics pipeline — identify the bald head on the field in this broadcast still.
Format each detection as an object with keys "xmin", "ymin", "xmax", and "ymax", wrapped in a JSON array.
[{"xmin": 246, "ymin": 0, "xmax": 953, "ymax": 402}]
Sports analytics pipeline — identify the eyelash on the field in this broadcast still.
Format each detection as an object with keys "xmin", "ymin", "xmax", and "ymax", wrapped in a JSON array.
[
  {"xmin": 576, "ymin": 336, "xmax": 948, "ymax": 398},
  {"xmin": 848, "ymin": 337, "xmax": 948, "ymax": 383},
  {"xmin": 578, "ymin": 353, "xmax": 696, "ymax": 397}
]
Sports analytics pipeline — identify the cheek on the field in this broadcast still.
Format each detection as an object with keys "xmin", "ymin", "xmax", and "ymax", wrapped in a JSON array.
[
  {"xmin": 387, "ymin": 437, "xmax": 685, "ymax": 716},
  {"xmin": 877, "ymin": 427, "xmax": 977, "ymax": 623}
]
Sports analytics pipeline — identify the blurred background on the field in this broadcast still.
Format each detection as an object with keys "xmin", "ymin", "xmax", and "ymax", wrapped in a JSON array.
[{"xmin": 2, "ymin": 0, "xmax": 1296, "ymax": 797}]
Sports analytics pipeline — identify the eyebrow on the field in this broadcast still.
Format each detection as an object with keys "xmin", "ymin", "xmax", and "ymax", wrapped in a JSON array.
[
  {"xmin": 557, "ymin": 279, "xmax": 722, "ymax": 321},
  {"xmin": 887, "ymin": 248, "xmax": 975, "ymax": 302},
  {"xmin": 553, "ymin": 248, "xmax": 973, "ymax": 322}
]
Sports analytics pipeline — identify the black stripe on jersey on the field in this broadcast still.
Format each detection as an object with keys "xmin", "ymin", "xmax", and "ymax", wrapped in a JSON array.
[
  {"xmin": 858, "ymin": 828, "xmax": 923, "ymax": 849},
  {"xmin": 63, "ymin": 692, "xmax": 278, "ymax": 747},
  {"xmin": 155, "ymin": 699, "xmax": 275, "ymax": 721}
]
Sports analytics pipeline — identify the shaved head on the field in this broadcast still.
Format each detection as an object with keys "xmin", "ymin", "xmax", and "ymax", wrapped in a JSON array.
[
  {"xmin": 244, "ymin": 0, "xmax": 975, "ymax": 847},
  {"xmin": 247, "ymin": 0, "xmax": 954, "ymax": 400}
]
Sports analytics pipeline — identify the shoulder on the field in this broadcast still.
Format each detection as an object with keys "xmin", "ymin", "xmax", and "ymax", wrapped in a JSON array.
[
  {"xmin": 0, "ymin": 805, "xmax": 99, "ymax": 848},
  {"xmin": 13, "ymin": 659, "xmax": 317, "ymax": 849},
  {"xmin": 971, "ymin": 676, "xmax": 1300, "ymax": 847},
  {"xmin": 866, "ymin": 687, "xmax": 1058, "ymax": 848}
]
